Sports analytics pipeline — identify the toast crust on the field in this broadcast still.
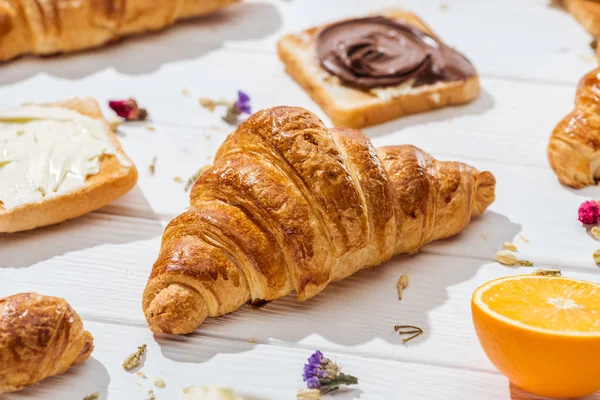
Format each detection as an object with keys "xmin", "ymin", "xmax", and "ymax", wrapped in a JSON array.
[
  {"xmin": 277, "ymin": 9, "xmax": 480, "ymax": 129},
  {"xmin": 0, "ymin": 98, "xmax": 138, "ymax": 233}
]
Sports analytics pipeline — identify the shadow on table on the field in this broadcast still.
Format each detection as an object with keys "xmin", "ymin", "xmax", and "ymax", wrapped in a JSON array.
[
  {"xmin": 364, "ymin": 89, "xmax": 495, "ymax": 139},
  {"xmin": 0, "ymin": 2, "xmax": 281, "ymax": 85},
  {"xmin": 156, "ymin": 211, "xmax": 520, "ymax": 364},
  {"xmin": 0, "ymin": 186, "xmax": 163, "ymax": 269},
  {"xmin": 4, "ymin": 357, "xmax": 110, "ymax": 400},
  {"xmin": 509, "ymin": 383, "xmax": 600, "ymax": 400}
]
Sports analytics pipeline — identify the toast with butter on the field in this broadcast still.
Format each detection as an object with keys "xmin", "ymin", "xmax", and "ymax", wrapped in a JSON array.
[
  {"xmin": 277, "ymin": 9, "xmax": 480, "ymax": 129},
  {"xmin": 0, "ymin": 98, "xmax": 137, "ymax": 233}
]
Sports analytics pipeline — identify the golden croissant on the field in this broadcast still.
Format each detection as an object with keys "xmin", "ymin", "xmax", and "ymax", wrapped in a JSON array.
[
  {"xmin": 0, "ymin": 0, "xmax": 239, "ymax": 62},
  {"xmin": 143, "ymin": 107, "xmax": 496, "ymax": 335},
  {"xmin": 0, "ymin": 293, "xmax": 94, "ymax": 394},
  {"xmin": 548, "ymin": 67, "xmax": 600, "ymax": 188}
]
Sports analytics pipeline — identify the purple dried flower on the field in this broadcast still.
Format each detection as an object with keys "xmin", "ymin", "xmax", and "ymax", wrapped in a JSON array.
[
  {"xmin": 302, "ymin": 350, "xmax": 358, "ymax": 393},
  {"xmin": 235, "ymin": 90, "xmax": 252, "ymax": 115}
]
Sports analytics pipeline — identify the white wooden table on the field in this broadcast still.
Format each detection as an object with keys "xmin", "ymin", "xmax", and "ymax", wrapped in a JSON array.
[{"xmin": 2, "ymin": 1, "xmax": 600, "ymax": 399}]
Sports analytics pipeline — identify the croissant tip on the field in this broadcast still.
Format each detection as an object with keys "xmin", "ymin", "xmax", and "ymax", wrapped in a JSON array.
[{"xmin": 143, "ymin": 283, "xmax": 208, "ymax": 335}]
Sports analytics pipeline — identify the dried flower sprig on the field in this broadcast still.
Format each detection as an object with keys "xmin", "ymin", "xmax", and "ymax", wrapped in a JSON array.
[
  {"xmin": 532, "ymin": 269, "xmax": 562, "ymax": 276},
  {"xmin": 149, "ymin": 157, "xmax": 157, "ymax": 176},
  {"xmin": 302, "ymin": 351, "xmax": 358, "ymax": 394},
  {"xmin": 199, "ymin": 91, "xmax": 252, "ymax": 125},
  {"xmin": 495, "ymin": 250, "xmax": 533, "ymax": 267},
  {"xmin": 394, "ymin": 325, "xmax": 424, "ymax": 344},
  {"xmin": 109, "ymin": 99, "xmax": 148, "ymax": 121},
  {"xmin": 579, "ymin": 200, "xmax": 600, "ymax": 225},
  {"xmin": 396, "ymin": 274, "xmax": 409, "ymax": 300},
  {"xmin": 123, "ymin": 344, "xmax": 146, "ymax": 370}
]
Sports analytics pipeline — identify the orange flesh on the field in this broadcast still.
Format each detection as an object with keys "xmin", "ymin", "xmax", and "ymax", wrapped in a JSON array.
[{"xmin": 479, "ymin": 277, "xmax": 600, "ymax": 333}]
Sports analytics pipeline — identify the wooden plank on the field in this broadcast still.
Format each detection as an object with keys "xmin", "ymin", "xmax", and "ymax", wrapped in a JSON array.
[
  {"xmin": 4, "ymin": 319, "xmax": 589, "ymax": 400},
  {"xmin": 2, "ymin": 211, "xmax": 598, "ymax": 373},
  {"xmin": 0, "ymin": 0, "xmax": 594, "ymax": 87}
]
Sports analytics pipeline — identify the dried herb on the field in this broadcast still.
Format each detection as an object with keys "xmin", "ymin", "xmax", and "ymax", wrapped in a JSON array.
[
  {"xmin": 394, "ymin": 325, "xmax": 424, "ymax": 344},
  {"xmin": 479, "ymin": 234, "xmax": 488, "ymax": 241},
  {"xmin": 83, "ymin": 393, "xmax": 100, "ymax": 400},
  {"xmin": 503, "ymin": 242, "xmax": 517, "ymax": 252},
  {"xmin": 185, "ymin": 165, "xmax": 209, "ymax": 191},
  {"xmin": 152, "ymin": 377, "xmax": 166, "ymax": 388},
  {"xmin": 519, "ymin": 234, "xmax": 530, "ymax": 244},
  {"xmin": 495, "ymin": 250, "xmax": 532, "ymax": 267},
  {"xmin": 594, "ymin": 249, "xmax": 600, "ymax": 265},
  {"xmin": 123, "ymin": 344, "xmax": 146, "ymax": 370},
  {"xmin": 149, "ymin": 157, "xmax": 157, "ymax": 176},
  {"xmin": 396, "ymin": 274, "xmax": 409, "ymax": 300},
  {"xmin": 532, "ymin": 269, "xmax": 562, "ymax": 276},
  {"xmin": 108, "ymin": 99, "xmax": 148, "ymax": 121}
]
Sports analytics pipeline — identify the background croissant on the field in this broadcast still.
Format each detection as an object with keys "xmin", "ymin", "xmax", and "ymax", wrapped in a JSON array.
[
  {"xmin": 0, "ymin": 0, "xmax": 239, "ymax": 62},
  {"xmin": 143, "ymin": 107, "xmax": 496, "ymax": 335},
  {"xmin": 548, "ymin": 67, "xmax": 600, "ymax": 188},
  {"xmin": 0, "ymin": 293, "xmax": 93, "ymax": 394}
]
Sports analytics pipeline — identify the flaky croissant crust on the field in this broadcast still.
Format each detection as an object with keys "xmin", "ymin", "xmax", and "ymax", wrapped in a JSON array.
[
  {"xmin": 548, "ymin": 67, "xmax": 600, "ymax": 188},
  {"xmin": 0, "ymin": 0, "xmax": 239, "ymax": 61},
  {"xmin": 143, "ymin": 106, "xmax": 496, "ymax": 334},
  {"xmin": 0, "ymin": 293, "xmax": 93, "ymax": 394}
]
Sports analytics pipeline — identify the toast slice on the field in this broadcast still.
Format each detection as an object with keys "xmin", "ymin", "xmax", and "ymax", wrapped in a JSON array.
[
  {"xmin": 0, "ymin": 98, "xmax": 138, "ymax": 233},
  {"xmin": 277, "ymin": 9, "xmax": 480, "ymax": 129}
]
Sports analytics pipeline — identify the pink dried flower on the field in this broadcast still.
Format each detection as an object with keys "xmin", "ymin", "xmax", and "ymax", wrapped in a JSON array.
[
  {"xmin": 109, "ymin": 99, "xmax": 148, "ymax": 121},
  {"xmin": 578, "ymin": 200, "xmax": 600, "ymax": 225}
]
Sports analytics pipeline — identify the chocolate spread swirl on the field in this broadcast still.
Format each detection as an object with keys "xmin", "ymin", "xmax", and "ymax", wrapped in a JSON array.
[{"xmin": 315, "ymin": 16, "xmax": 476, "ymax": 90}]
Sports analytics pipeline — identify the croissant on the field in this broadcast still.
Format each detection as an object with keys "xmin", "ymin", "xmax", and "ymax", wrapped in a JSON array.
[
  {"xmin": 0, "ymin": 293, "xmax": 94, "ymax": 394},
  {"xmin": 0, "ymin": 0, "xmax": 239, "ymax": 62},
  {"xmin": 548, "ymin": 67, "xmax": 600, "ymax": 188},
  {"xmin": 143, "ymin": 107, "xmax": 496, "ymax": 335}
]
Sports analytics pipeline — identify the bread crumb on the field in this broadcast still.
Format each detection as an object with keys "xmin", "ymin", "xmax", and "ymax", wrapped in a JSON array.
[
  {"xmin": 439, "ymin": 2, "xmax": 449, "ymax": 10},
  {"xmin": 248, "ymin": 338, "xmax": 256, "ymax": 343},
  {"xmin": 578, "ymin": 54, "xmax": 595, "ymax": 64},
  {"xmin": 148, "ymin": 389, "xmax": 156, "ymax": 400},
  {"xmin": 83, "ymin": 393, "xmax": 100, "ymax": 400},
  {"xmin": 136, "ymin": 381, "xmax": 143, "ymax": 387},
  {"xmin": 152, "ymin": 377, "xmax": 166, "ymax": 388},
  {"xmin": 146, "ymin": 125, "xmax": 156, "ymax": 131},
  {"xmin": 136, "ymin": 371, "xmax": 147, "ymax": 379},
  {"xmin": 479, "ymin": 234, "xmax": 488, "ymax": 241},
  {"xmin": 519, "ymin": 234, "xmax": 529, "ymax": 243},
  {"xmin": 503, "ymin": 242, "xmax": 518, "ymax": 252},
  {"xmin": 297, "ymin": 388, "xmax": 322, "ymax": 399},
  {"xmin": 123, "ymin": 344, "xmax": 146, "ymax": 370},
  {"xmin": 174, "ymin": 176, "xmax": 184, "ymax": 183},
  {"xmin": 182, "ymin": 88, "xmax": 191, "ymax": 96}
]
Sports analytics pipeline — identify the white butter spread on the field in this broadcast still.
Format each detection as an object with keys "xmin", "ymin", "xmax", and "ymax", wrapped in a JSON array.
[
  {"xmin": 0, "ymin": 106, "xmax": 130, "ymax": 210},
  {"xmin": 182, "ymin": 385, "xmax": 248, "ymax": 400}
]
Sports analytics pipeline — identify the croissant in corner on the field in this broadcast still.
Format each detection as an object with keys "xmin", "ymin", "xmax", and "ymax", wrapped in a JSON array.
[
  {"xmin": 142, "ymin": 106, "xmax": 496, "ymax": 335},
  {"xmin": 0, "ymin": 0, "xmax": 239, "ymax": 62},
  {"xmin": 0, "ymin": 293, "xmax": 94, "ymax": 394},
  {"xmin": 548, "ymin": 67, "xmax": 600, "ymax": 188}
]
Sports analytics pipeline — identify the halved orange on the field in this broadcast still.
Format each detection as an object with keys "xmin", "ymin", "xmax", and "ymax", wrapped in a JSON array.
[{"xmin": 472, "ymin": 275, "xmax": 600, "ymax": 398}]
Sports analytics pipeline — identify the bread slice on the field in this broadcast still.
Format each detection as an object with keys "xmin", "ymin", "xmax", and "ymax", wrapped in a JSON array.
[
  {"xmin": 277, "ymin": 9, "xmax": 480, "ymax": 129},
  {"xmin": 0, "ymin": 98, "xmax": 138, "ymax": 233}
]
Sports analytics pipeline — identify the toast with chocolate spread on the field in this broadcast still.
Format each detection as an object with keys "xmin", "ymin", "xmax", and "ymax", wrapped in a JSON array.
[{"xmin": 277, "ymin": 9, "xmax": 480, "ymax": 128}]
